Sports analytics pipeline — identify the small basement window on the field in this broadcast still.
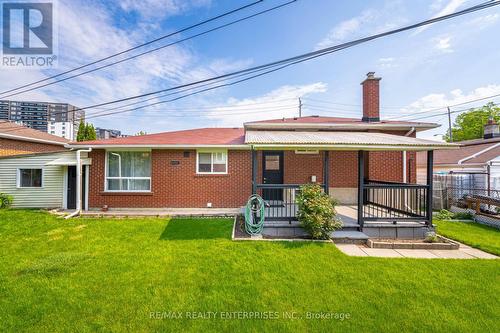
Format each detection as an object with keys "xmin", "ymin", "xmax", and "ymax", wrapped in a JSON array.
[
  {"xmin": 18, "ymin": 168, "xmax": 42, "ymax": 188},
  {"xmin": 197, "ymin": 151, "xmax": 227, "ymax": 174}
]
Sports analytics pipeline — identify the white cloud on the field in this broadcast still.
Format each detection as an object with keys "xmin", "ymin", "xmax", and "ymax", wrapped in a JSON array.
[
  {"xmin": 203, "ymin": 83, "xmax": 328, "ymax": 127},
  {"xmin": 316, "ymin": 10, "xmax": 375, "ymax": 49},
  {"xmin": 414, "ymin": 0, "xmax": 466, "ymax": 34},
  {"xmin": 315, "ymin": 2, "xmax": 408, "ymax": 50},
  {"xmin": 119, "ymin": 0, "xmax": 211, "ymax": 19},
  {"xmin": 402, "ymin": 84, "xmax": 500, "ymax": 114},
  {"xmin": 434, "ymin": 36, "xmax": 453, "ymax": 53},
  {"xmin": 467, "ymin": 13, "xmax": 500, "ymax": 29},
  {"xmin": 377, "ymin": 57, "xmax": 398, "ymax": 68},
  {"xmin": 0, "ymin": 0, "xmax": 253, "ymax": 132}
]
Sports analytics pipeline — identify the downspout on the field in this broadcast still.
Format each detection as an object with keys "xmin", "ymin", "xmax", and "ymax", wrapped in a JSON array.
[
  {"xmin": 403, "ymin": 127, "xmax": 416, "ymax": 183},
  {"xmin": 65, "ymin": 148, "xmax": 92, "ymax": 219},
  {"xmin": 403, "ymin": 127, "xmax": 416, "ymax": 213}
]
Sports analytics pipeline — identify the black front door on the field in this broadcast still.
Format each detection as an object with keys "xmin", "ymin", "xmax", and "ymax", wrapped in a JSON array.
[
  {"xmin": 262, "ymin": 151, "xmax": 284, "ymax": 201},
  {"xmin": 67, "ymin": 166, "xmax": 77, "ymax": 209}
]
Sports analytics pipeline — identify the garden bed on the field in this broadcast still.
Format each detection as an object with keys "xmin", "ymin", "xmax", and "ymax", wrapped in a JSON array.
[{"xmin": 367, "ymin": 236, "xmax": 459, "ymax": 250}]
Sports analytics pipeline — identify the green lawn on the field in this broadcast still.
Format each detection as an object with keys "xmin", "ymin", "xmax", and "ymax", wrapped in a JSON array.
[
  {"xmin": 435, "ymin": 220, "xmax": 500, "ymax": 256},
  {"xmin": 0, "ymin": 210, "xmax": 499, "ymax": 333}
]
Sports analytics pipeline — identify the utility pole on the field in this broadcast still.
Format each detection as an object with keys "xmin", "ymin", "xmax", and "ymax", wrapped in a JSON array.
[
  {"xmin": 298, "ymin": 97, "xmax": 302, "ymax": 118},
  {"xmin": 447, "ymin": 106, "xmax": 453, "ymax": 142}
]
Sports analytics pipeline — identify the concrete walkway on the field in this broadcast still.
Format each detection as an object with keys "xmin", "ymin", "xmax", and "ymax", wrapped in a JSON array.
[
  {"xmin": 336, "ymin": 243, "xmax": 498, "ymax": 259},
  {"xmin": 81, "ymin": 208, "xmax": 240, "ymax": 217}
]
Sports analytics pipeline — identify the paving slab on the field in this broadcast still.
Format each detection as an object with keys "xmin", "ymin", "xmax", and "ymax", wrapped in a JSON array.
[
  {"xmin": 429, "ymin": 250, "xmax": 475, "ymax": 259},
  {"xmin": 335, "ymin": 244, "xmax": 368, "ymax": 256},
  {"xmin": 361, "ymin": 247, "xmax": 403, "ymax": 258},
  {"xmin": 395, "ymin": 249, "xmax": 439, "ymax": 258},
  {"xmin": 458, "ymin": 247, "xmax": 498, "ymax": 259}
]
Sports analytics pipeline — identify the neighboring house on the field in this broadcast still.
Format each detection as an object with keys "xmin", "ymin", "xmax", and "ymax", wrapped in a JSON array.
[
  {"xmin": 0, "ymin": 121, "xmax": 92, "ymax": 209},
  {"xmin": 0, "ymin": 121, "xmax": 68, "ymax": 157},
  {"xmin": 64, "ymin": 72, "xmax": 456, "ymax": 236},
  {"xmin": 416, "ymin": 119, "xmax": 500, "ymax": 188},
  {"xmin": 0, "ymin": 151, "xmax": 91, "ymax": 209}
]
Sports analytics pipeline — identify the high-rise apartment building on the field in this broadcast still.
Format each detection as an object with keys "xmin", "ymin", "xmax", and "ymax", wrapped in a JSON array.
[{"xmin": 0, "ymin": 100, "xmax": 84, "ymax": 140}]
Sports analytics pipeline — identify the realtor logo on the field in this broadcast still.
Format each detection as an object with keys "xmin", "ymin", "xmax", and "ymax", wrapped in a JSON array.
[{"xmin": 1, "ymin": 0, "xmax": 58, "ymax": 68}]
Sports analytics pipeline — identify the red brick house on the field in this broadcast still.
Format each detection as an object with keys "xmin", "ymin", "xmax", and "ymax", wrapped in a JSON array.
[
  {"xmin": 0, "ymin": 121, "xmax": 68, "ymax": 157},
  {"xmin": 68, "ymin": 72, "xmax": 456, "ymax": 236}
]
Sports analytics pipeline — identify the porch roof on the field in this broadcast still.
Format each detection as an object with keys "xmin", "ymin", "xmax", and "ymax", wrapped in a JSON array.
[{"xmin": 245, "ymin": 130, "xmax": 458, "ymax": 151}]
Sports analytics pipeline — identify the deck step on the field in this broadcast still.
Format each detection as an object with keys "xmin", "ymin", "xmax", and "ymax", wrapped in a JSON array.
[
  {"xmin": 331, "ymin": 231, "xmax": 369, "ymax": 244},
  {"xmin": 341, "ymin": 223, "xmax": 361, "ymax": 231}
]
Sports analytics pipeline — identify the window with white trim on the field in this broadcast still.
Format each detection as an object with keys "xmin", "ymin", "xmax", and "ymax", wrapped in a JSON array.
[
  {"xmin": 197, "ymin": 151, "xmax": 227, "ymax": 174},
  {"xmin": 18, "ymin": 169, "xmax": 42, "ymax": 187},
  {"xmin": 106, "ymin": 151, "xmax": 151, "ymax": 191}
]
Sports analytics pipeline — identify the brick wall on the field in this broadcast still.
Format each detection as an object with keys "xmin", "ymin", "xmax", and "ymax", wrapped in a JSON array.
[
  {"xmin": 0, "ymin": 138, "xmax": 66, "ymax": 157},
  {"xmin": 88, "ymin": 145, "xmax": 417, "ymax": 209},
  {"xmin": 88, "ymin": 149, "xmax": 252, "ymax": 209}
]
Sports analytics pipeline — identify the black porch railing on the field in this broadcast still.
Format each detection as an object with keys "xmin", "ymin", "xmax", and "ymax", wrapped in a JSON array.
[
  {"xmin": 361, "ymin": 180, "xmax": 429, "ymax": 224},
  {"xmin": 255, "ymin": 184, "xmax": 322, "ymax": 222}
]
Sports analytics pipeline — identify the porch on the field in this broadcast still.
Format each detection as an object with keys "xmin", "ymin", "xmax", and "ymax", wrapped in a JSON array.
[{"xmin": 246, "ymin": 130, "xmax": 453, "ymax": 238}]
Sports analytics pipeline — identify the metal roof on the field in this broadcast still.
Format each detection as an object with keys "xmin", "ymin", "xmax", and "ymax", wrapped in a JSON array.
[{"xmin": 245, "ymin": 130, "xmax": 457, "ymax": 150}]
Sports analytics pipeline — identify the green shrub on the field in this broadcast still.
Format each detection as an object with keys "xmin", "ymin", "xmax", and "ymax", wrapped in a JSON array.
[
  {"xmin": 435, "ymin": 209, "xmax": 474, "ymax": 220},
  {"xmin": 435, "ymin": 209, "xmax": 454, "ymax": 220},
  {"xmin": 296, "ymin": 184, "xmax": 342, "ymax": 239},
  {"xmin": 424, "ymin": 231, "xmax": 439, "ymax": 243},
  {"xmin": 452, "ymin": 211, "xmax": 474, "ymax": 220},
  {"xmin": 0, "ymin": 193, "xmax": 13, "ymax": 209}
]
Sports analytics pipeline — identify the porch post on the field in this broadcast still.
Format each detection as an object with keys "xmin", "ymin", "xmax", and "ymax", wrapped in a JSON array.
[
  {"xmin": 252, "ymin": 148, "xmax": 257, "ymax": 194},
  {"xmin": 426, "ymin": 150, "xmax": 434, "ymax": 227},
  {"xmin": 323, "ymin": 150, "xmax": 329, "ymax": 194},
  {"xmin": 357, "ymin": 150, "xmax": 364, "ymax": 227}
]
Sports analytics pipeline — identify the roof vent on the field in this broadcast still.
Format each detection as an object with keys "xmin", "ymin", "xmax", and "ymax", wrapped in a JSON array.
[{"xmin": 293, "ymin": 117, "xmax": 298, "ymax": 120}]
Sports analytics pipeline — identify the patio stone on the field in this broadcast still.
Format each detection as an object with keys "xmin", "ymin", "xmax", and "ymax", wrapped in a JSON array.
[
  {"xmin": 395, "ymin": 249, "xmax": 439, "ymax": 258},
  {"xmin": 335, "ymin": 244, "xmax": 368, "ymax": 256},
  {"xmin": 428, "ymin": 250, "xmax": 474, "ymax": 259},
  {"xmin": 458, "ymin": 247, "xmax": 497, "ymax": 259},
  {"xmin": 361, "ymin": 248, "xmax": 403, "ymax": 257}
]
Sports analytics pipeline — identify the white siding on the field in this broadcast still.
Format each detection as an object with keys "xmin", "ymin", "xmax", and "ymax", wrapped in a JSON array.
[{"xmin": 0, "ymin": 152, "xmax": 75, "ymax": 208}]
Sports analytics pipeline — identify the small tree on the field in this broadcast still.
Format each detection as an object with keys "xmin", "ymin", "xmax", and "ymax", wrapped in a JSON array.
[
  {"xmin": 135, "ymin": 130, "xmax": 147, "ymax": 136},
  {"xmin": 86, "ymin": 123, "xmax": 97, "ymax": 140},
  {"xmin": 76, "ymin": 121, "xmax": 86, "ymax": 142},
  {"xmin": 76, "ymin": 122, "xmax": 97, "ymax": 141},
  {"xmin": 296, "ymin": 184, "xmax": 342, "ymax": 239}
]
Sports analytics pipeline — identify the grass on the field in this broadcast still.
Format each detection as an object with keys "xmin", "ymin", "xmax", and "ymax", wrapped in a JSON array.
[
  {"xmin": 0, "ymin": 210, "xmax": 499, "ymax": 333},
  {"xmin": 435, "ymin": 219, "xmax": 500, "ymax": 256}
]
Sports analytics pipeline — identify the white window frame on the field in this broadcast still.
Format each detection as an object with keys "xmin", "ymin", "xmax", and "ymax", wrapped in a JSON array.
[
  {"xmin": 17, "ymin": 168, "xmax": 43, "ymax": 188},
  {"xmin": 196, "ymin": 150, "xmax": 228, "ymax": 174},
  {"xmin": 104, "ymin": 150, "xmax": 152, "ymax": 192}
]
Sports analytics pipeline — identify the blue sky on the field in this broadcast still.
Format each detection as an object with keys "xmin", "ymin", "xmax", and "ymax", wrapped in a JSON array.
[{"xmin": 1, "ymin": 0, "xmax": 499, "ymax": 139}]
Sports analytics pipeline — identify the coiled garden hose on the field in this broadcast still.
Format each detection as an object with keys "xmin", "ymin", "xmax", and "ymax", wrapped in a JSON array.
[{"xmin": 244, "ymin": 194, "xmax": 265, "ymax": 235}]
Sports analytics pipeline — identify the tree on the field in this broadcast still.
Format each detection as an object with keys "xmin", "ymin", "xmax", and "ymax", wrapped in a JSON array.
[
  {"xmin": 76, "ymin": 121, "xmax": 86, "ymax": 142},
  {"xmin": 86, "ymin": 123, "xmax": 97, "ymax": 140},
  {"xmin": 135, "ymin": 131, "xmax": 147, "ymax": 136},
  {"xmin": 76, "ymin": 121, "xmax": 97, "ymax": 141},
  {"xmin": 444, "ymin": 102, "xmax": 500, "ymax": 142}
]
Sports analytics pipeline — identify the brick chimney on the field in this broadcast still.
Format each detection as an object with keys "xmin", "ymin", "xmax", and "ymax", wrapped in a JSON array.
[
  {"xmin": 483, "ymin": 117, "xmax": 499, "ymax": 139},
  {"xmin": 361, "ymin": 72, "xmax": 381, "ymax": 122}
]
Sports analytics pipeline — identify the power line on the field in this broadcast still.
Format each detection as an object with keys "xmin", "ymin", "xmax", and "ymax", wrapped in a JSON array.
[
  {"xmin": 301, "ymin": 97, "xmax": 405, "ymax": 109},
  {"xmin": 8, "ymin": 0, "xmax": 499, "ymax": 125},
  {"xmin": 387, "ymin": 91, "xmax": 500, "ymax": 120},
  {"xmin": 73, "ymin": 0, "xmax": 500, "ymax": 114},
  {"xmin": 401, "ymin": 101, "xmax": 499, "ymax": 122},
  {"xmin": 0, "ymin": 0, "xmax": 265, "ymax": 97},
  {"xmin": 0, "ymin": 0, "xmax": 297, "ymax": 100}
]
